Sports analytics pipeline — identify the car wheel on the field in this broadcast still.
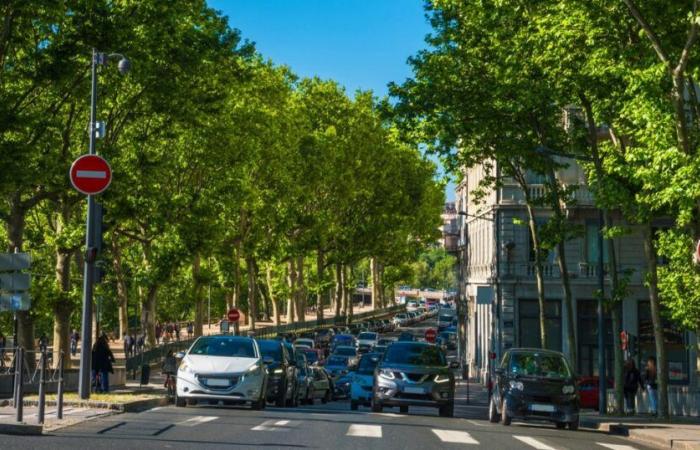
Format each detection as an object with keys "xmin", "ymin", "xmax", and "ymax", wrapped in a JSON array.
[
  {"xmin": 321, "ymin": 390, "xmax": 330, "ymax": 404},
  {"xmin": 569, "ymin": 418, "xmax": 579, "ymax": 431},
  {"xmin": 488, "ymin": 397, "xmax": 499, "ymax": 423},
  {"xmin": 399, "ymin": 405, "xmax": 409, "ymax": 414},
  {"xmin": 371, "ymin": 398, "xmax": 383, "ymax": 413},
  {"xmin": 351, "ymin": 400, "xmax": 359, "ymax": 411},
  {"xmin": 175, "ymin": 394, "xmax": 186, "ymax": 408},
  {"xmin": 501, "ymin": 399, "xmax": 511, "ymax": 425},
  {"xmin": 275, "ymin": 388, "xmax": 286, "ymax": 407},
  {"xmin": 556, "ymin": 422, "xmax": 567, "ymax": 429},
  {"xmin": 186, "ymin": 399, "xmax": 197, "ymax": 406},
  {"xmin": 439, "ymin": 402, "xmax": 454, "ymax": 417}
]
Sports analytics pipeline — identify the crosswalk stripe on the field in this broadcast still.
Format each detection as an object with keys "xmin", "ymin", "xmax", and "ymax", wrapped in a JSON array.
[
  {"xmin": 275, "ymin": 420, "xmax": 289, "ymax": 426},
  {"xmin": 347, "ymin": 424, "xmax": 382, "ymax": 438},
  {"xmin": 513, "ymin": 435, "xmax": 556, "ymax": 450},
  {"xmin": 176, "ymin": 415, "xmax": 218, "ymax": 427},
  {"xmin": 252, "ymin": 419, "xmax": 293, "ymax": 432},
  {"xmin": 432, "ymin": 429, "xmax": 479, "ymax": 444},
  {"xmin": 466, "ymin": 419, "xmax": 488, "ymax": 426},
  {"xmin": 597, "ymin": 444, "xmax": 638, "ymax": 450}
]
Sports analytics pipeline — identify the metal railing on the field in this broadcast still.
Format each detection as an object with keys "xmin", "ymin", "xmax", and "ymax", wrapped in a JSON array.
[{"xmin": 9, "ymin": 348, "xmax": 65, "ymax": 424}]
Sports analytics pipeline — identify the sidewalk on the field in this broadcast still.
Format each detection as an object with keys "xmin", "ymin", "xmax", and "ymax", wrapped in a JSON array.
[{"xmin": 581, "ymin": 412, "xmax": 700, "ymax": 450}]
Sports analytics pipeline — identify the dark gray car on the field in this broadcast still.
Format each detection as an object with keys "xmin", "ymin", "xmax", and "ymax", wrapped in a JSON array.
[{"xmin": 372, "ymin": 342, "xmax": 456, "ymax": 416}]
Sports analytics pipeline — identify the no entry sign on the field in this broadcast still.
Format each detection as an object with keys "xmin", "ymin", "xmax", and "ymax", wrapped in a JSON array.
[
  {"xmin": 70, "ymin": 154, "xmax": 112, "ymax": 195},
  {"xmin": 227, "ymin": 308, "xmax": 240, "ymax": 323},
  {"xmin": 425, "ymin": 328, "xmax": 437, "ymax": 343}
]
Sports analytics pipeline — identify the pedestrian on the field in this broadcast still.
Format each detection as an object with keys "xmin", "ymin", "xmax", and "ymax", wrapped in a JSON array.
[
  {"xmin": 123, "ymin": 333, "xmax": 132, "ymax": 358},
  {"xmin": 623, "ymin": 358, "xmax": 641, "ymax": 414},
  {"xmin": 642, "ymin": 356, "xmax": 658, "ymax": 415},
  {"xmin": 187, "ymin": 322, "xmax": 193, "ymax": 339},
  {"xmin": 155, "ymin": 322, "xmax": 162, "ymax": 344},
  {"xmin": 136, "ymin": 334, "xmax": 145, "ymax": 354},
  {"xmin": 174, "ymin": 322, "xmax": 180, "ymax": 342},
  {"xmin": 70, "ymin": 329, "xmax": 79, "ymax": 357},
  {"xmin": 38, "ymin": 333, "xmax": 48, "ymax": 353},
  {"xmin": 91, "ymin": 334, "xmax": 115, "ymax": 393},
  {"xmin": 0, "ymin": 332, "xmax": 6, "ymax": 369}
]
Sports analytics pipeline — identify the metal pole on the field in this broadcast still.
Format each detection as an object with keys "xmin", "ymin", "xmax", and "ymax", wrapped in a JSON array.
[
  {"xmin": 57, "ymin": 351, "xmax": 64, "ymax": 419},
  {"xmin": 208, "ymin": 284, "xmax": 211, "ymax": 327},
  {"xmin": 78, "ymin": 48, "xmax": 99, "ymax": 399},
  {"xmin": 38, "ymin": 349, "xmax": 46, "ymax": 424},
  {"xmin": 15, "ymin": 347, "xmax": 23, "ymax": 422},
  {"xmin": 597, "ymin": 209, "xmax": 607, "ymax": 414}
]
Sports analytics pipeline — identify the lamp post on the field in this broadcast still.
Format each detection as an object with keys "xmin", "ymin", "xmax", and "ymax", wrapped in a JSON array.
[{"xmin": 78, "ymin": 49, "xmax": 130, "ymax": 400}]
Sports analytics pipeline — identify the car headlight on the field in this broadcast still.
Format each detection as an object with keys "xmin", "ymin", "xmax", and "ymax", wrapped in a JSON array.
[
  {"xmin": 379, "ymin": 369, "xmax": 395, "ymax": 380},
  {"xmin": 562, "ymin": 385, "xmax": 575, "ymax": 394},
  {"xmin": 247, "ymin": 364, "xmax": 262, "ymax": 374},
  {"xmin": 509, "ymin": 380, "xmax": 524, "ymax": 391},
  {"xmin": 179, "ymin": 361, "xmax": 194, "ymax": 374},
  {"xmin": 273, "ymin": 368, "xmax": 284, "ymax": 374},
  {"xmin": 434, "ymin": 374, "xmax": 450, "ymax": 384}
]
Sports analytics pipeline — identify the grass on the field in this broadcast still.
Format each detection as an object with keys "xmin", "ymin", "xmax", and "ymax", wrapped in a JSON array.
[{"xmin": 25, "ymin": 392, "xmax": 162, "ymax": 404}]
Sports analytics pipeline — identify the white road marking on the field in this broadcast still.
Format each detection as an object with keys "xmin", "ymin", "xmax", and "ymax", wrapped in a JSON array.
[
  {"xmin": 76, "ymin": 170, "xmax": 107, "ymax": 179},
  {"xmin": 432, "ymin": 429, "xmax": 479, "ymax": 444},
  {"xmin": 466, "ymin": 419, "xmax": 488, "ymax": 426},
  {"xmin": 597, "ymin": 444, "xmax": 639, "ymax": 450},
  {"xmin": 347, "ymin": 424, "xmax": 382, "ymax": 438},
  {"xmin": 274, "ymin": 420, "xmax": 289, "ymax": 426},
  {"xmin": 176, "ymin": 415, "xmax": 218, "ymax": 427},
  {"xmin": 373, "ymin": 412, "xmax": 403, "ymax": 417},
  {"xmin": 514, "ymin": 435, "xmax": 557, "ymax": 450},
  {"xmin": 150, "ymin": 407, "xmax": 164, "ymax": 411},
  {"xmin": 252, "ymin": 419, "xmax": 292, "ymax": 432}
]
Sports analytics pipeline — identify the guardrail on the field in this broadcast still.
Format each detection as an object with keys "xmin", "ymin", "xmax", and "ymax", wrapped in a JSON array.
[{"xmin": 124, "ymin": 305, "xmax": 404, "ymax": 376}]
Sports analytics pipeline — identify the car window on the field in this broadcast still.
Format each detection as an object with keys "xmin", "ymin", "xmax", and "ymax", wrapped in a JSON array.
[
  {"xmin": 509, "ymin": 352, "xmax": 572, "ymax": 379},
  {"xmin": 358, "ymin": 332, "xmax": 376, "ymax": 340},
  {"xmin": 383, "ymin": 344, "xmax": 446, "ymax": 366},
  {"xmin": 327, "ymin": 355, "xmax": 348, "ymax": 366},
  {"xmin": 257, "ymin": 340, "xmax": 282, "ymax": 361},
  {"xmin": 190, "ymin": 337, "xmax": 256, "ymax": 358},
  {"xmin": 335, "ymin": 347, "xmax": 356, "ymax": 356},
  {"xmin": 357, "ymin": 354, "xmax": 381, "ymax": 375}
]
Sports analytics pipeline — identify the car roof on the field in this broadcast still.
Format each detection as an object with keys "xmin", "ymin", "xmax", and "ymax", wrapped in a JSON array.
[{"xmin": 505, "ymin": 347, "xmax": 566, "ymax": 357}]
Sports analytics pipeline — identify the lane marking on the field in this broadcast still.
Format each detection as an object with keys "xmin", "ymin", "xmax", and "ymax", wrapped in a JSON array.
[
  {"xmin": 76, "ymin": 170, "xmax": 107, "ymax": 179},
  {"xmin": 176, "ymin": 415, "xmax": 219, "ymax": 427},
  {"xmin": 347, "ymin": 424, "xmax": 382, "ymax": 438},
  {"xmin": 514, "ymin": 435, "xmax": 557, "ymax": 450},
  {"xmin": 252, "ymin": 419, "xmax": 291, "ymax": 432},
  {"xmin": 275, "ymin": 420, "xmax": 290, "ymax": 426},
  {"xmin": 597, "ymin": 444, "xmax": 639, "ymax": 450},
  {"xmin": 466, "ymin": 419, "xmax": 488, "ymax": 426},
  {"xmin": 432, "ymin": 429, "xmax": 479, "ymax": 444},
  {"xmin": 373, "ymin": 412, "xmax": 403, "ymax": 417}
]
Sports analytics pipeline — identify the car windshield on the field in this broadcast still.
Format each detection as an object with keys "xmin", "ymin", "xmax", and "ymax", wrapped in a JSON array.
[
  {"xmin": 383, "ymin": 343, "xmax": 446, "ymax": 366},
  {"xmin": 327, "ymin": 356, "xmax": 348, "ymax": 366},
  {"xmin": 190, "ymin": 337, "xmax": 256, "ymax": 358},
  {"xmin": 304, "ymin": 351, "xmax": 318, "ymax": 364},
  {"xmin": 439, "ymin": 314, "xmax": 454, "ymax": 321},
  {"xmin": 358, "ymin": 332, "xmax": 376, "ymax": 340},
  {"xmin": 508, "ymin": 352, "xmax": 572, "ymax": 379},
  {"xmin": 335, "ymin": 336, "xmax": 353, "ymax": 344},
  {"xmin": 257, "ymin": 340, "xmax": 282, "ymax": 361},
  {"xmin": 357, "ymin": 354, "xmax": 381, "ymax": 375},
  {"xmin": 335, "ymin": 347, "xmax": 356, "ymax": 356}
]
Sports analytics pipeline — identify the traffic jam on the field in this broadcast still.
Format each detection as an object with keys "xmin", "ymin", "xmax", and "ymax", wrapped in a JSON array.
[{"xmin": 172, "ymin": 299, "xmax": 461, "ymax": 416}]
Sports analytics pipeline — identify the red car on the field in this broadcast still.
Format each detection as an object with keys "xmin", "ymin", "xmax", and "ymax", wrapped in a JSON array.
[{"xmin": 577, "ymin": 376, "xmax": 614, "ymax": 410}]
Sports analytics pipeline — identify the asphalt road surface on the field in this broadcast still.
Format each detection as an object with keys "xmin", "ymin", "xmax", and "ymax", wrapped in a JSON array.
[{"xmin": 2, "ymin": 316, "xmax": 651, "ymax": 450}]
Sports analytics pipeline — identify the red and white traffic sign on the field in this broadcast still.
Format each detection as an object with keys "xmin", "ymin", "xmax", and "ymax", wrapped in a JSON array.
[
  {"xmin": 227, "ymin": 308, "xmax": 240, "ymax": 323},
  {"xmin": 620, "ymin": 330, "xmax": 629, "ymax": 350},
  {"xmin": 425, "ymin": 328, "xmax": 437, "ymax": 343},
  {"xmin": 70, "ymin": 154, "xmax": 112, "ymax": 195}
]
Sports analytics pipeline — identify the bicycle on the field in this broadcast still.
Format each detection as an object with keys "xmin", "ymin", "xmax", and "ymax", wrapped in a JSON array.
[{"xmin": 164, "ymin": 372, "xmax": 176, "ymax": 400}]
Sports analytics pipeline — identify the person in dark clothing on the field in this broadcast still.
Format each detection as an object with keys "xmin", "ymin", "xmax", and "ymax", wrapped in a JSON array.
[
  {"xmin": 91, "ymin": 334, "xmax": 115, "ymax": 393},
  {"xmin": 643, "ymin": 356, "xmax": 658, "ymax": 415},
  {"xmin": 70, "ymin": 330, "xmax": 79, "ymax": 356},
  {"xmin": 187, "ymin": 322, "xmax": 193, "ymax": 338},
  {"xmin": 38, "ymin": 333, "xmax": 48, "ymax": 353},
  {"xmin": 123, "ymin": 333, "xmax": 132, "ymax": 358},
  {"xmin": 136, "ymin": 334, "xmax": 145, "ymax": 354},
  {"xmin": 623, "ymin": 358, "xmax": 641, "ymax": 414},
  {"xmin": 0, "ymin": 332, "xmax": 6, "ymax": 369}
]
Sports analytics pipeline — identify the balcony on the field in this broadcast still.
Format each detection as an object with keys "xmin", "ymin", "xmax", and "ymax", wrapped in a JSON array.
[{"xmin": 499, "ymin": 184, "xmax": 595, "ymax": 207}]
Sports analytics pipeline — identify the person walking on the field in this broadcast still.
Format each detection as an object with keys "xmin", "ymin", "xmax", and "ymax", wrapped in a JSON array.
[
  {"xmin": 70, "ymin": 329, "xmax": 79, "ymax": 357},
  {"xmin": 136, "ymin": 334, "xmax": 145, "ymax": 354},
  {"xmin": 155, "ymin": 322, "xmax": 162, "ymax": 345},
  {"xmin": 123, "ymin": 333, "xmax": 132, "ymax": 358},
  {"xmin": 38, "ymin": 333, "xmax": 48, "ymax": 353},
  {"xmin": 91, "ymin": 334, "xmax": 115, "ymax": 393},
  {"xmin": 623, "ymin": 358, "xmax": 641, "ymax": 414},
  {"xmin": 0, "ymin": 332, "xmax": 6, "ymax": 369},
  {"xmin": 174, "ymin": 322, "xmax": 180, "ymax": 342},
  {"xmin": 187, "ymin": 322, "xmax": 193, "ymax": 339},
  {"xmin": 642, "ymin": 356, "xmax": 659, "ymax": 415}
]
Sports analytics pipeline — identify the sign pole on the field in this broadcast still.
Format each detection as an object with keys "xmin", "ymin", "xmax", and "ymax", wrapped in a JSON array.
[{"xmin": 78, "ymin": 48, "xmax": 98, "ymax": 400}]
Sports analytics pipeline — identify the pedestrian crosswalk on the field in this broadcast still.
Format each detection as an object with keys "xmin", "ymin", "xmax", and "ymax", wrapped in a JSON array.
[{"xmin": 245, "ymin": 419, "xmax": 641, "ymax": 449}]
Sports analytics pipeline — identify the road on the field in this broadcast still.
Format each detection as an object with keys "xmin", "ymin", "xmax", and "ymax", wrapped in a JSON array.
[{"xmin": 2, "ymin": 317, "xmax": 650, "ymax": 450}]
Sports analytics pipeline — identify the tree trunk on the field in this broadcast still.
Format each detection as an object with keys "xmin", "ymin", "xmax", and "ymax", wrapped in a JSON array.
[
  {"xmin": 316, "ymin": 250, "xmax": 325, "ymax": 321},
  {"xmin": 345, "ymin": 265, "xmax": 353, "ymax": 325},
  {"xmin": 371, "ymin": 257, "xmax": 379, "ymax": 310},
  {"xmin": 111, "ymin": 234, "xmax": 129, "ymax": 338},
  {"xmin": 378, "ymin": 263, "xmax": 385, "ymax": 308},
  {"xmin": 296, "ymin": 255, "xmax": 306, "ymax": 324},
  {"xmin": 643, "ymin": 225, "xmax": 669, "ymax": 418},
  {"xmin": 287, "ymin": 259, "xmax": 296, "ymax": 324},
  {"xmin": 247, "ymin": 256, "xmax": 257, "ymax": 330},
  {"xmin": 141, "ymin": 285, "xmax": 157, "ymax": 347},
  {"xmin": 6, "ymin": 200, "xmax": 34, "ymax": 358},
  {"xmin": 524, "ymin": 201, "xmax": 548, "ymax": 349},
  {"xmin": 266, "ymin": 266, "xmax": 281, "ymax": 325},
  {"xmin": 193, "ymin": 255, "xmax": 204, "ymax": 337},
  {"xmin": 232, "ymin": 241, "xmax": 242, "ymax": 334},
  {"xmin": 53, "ymin": 248, "xmax": 72, "ymax": 367},
  {"xmin": 334, "ymin": 263, "xmax": 342, "ymax": 318}
]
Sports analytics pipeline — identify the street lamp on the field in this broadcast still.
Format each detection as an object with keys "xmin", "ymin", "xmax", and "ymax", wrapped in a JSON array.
[{"xmin": 78, "ymin": 49, "xmax": 130, "ymax": 400}]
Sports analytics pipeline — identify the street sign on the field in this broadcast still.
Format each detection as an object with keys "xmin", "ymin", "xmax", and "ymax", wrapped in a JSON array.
[
  {"xmin": 620, "ymin": 330, "xmax": 629, "ymax": 350},
  {"xmin": 0, "ymin": 253, "xmax": 30, "ymax": 271},
  {"xmin": 70, "ymin": 154, "xmax": 112, "ymax": 195},
  {"xmin": 425, "ymin": 328, "xmax": 437, "ymax": 343},
  {"xmin": 227, "ymin": 308, "xmax": 240, "ymax": 323},
  {"xmin": 0, "ymin": 273, "xmax": 30, "ymax": 291},
  {"xmin": 0, "ymin": 293, "xmax": 30, "ymax": 312}
]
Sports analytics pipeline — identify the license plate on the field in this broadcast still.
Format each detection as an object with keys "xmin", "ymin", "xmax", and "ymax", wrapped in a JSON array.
[
  {"xmin": 404, "ymin": 387, "xmax": 425, "ymax": 394},
  {"xmin": 206, "ymin": 378, "xmax": 230, "ymax": 387},
  {"xmin": 530, "ymin": 403, "xmax": 555, "ymax": 412}
]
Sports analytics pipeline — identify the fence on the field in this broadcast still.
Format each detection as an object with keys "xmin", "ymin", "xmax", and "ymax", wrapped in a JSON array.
[{"xmin": 125, "ymin": 304, "xmax": 404, "ymax": 377}]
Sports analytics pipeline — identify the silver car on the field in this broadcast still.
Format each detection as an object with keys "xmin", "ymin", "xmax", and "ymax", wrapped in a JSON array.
[{"xmin": 373, "ymin": 341, "xmax": 456, "ymax": 416}]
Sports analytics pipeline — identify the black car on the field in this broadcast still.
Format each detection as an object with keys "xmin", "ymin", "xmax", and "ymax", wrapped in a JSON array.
[
  {"xmin": 373, "ymin": 342, "xmax": 456, "ymax": 416},
  {"xmin": 282, "ymin": 342, "xmax": 302, "ymax": 406},
  {"xmin": 489, "ymin": 348, "xmax": 580, "ymax": 430},
  {"xmin": 397, "ymin": 331, "xmax": 414, "ymax": 342},
  {"xmin": 258, "ymin": 339, "xmax": 298, "ymax": 407}
]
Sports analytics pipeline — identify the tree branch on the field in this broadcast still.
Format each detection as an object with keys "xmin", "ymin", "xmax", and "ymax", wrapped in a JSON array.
[
  {"xmin": 674, "ymin": 0, "xmax": 700, "ymax": 76},
  {"xmin": 622, "ymin": 0, "xmax": 670, "ymax": 65}
]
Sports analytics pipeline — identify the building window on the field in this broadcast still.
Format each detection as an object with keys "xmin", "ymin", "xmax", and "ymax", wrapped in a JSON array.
[
  {"xmin": 638, "ymin": 301, "xmax": 688, "ymax": 384},
  {"xmin": 585, "ymin": 223, "xmax": 609, "ymax": 265},
  {"xmin": 518, "ymin": 299, "xmax": 562, "ymax": 351},
  {"xmin": 577, "ymin": 299, "xmax": 617, "ymax": 377}
]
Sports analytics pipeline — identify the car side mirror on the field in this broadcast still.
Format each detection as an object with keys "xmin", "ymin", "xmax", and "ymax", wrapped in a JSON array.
[
  {"xmin": 175, "ymin": 351, "xmax": 186, "ymax": 359},
  {"xmin": 449, "ymin": 361, "xmax": 460, "ymax": 369}
]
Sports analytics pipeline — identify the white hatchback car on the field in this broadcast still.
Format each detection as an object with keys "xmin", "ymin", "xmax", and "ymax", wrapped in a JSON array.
[{"xmin": 176, "ymin": 335, "xmax": 267, "ymax": 409}]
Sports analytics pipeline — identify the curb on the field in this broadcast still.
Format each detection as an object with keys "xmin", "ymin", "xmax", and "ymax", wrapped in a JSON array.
[
  {"xmin": 0, "ymin": 422, "xmax": 42, "ymax": 436},
  {"xmin": 22, "ymin": 396, "xmax": 169, "ymax": 412}
]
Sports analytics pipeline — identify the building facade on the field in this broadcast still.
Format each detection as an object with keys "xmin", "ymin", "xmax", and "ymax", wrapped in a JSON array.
[{"xmin": 456, "ymin": 159, "xmax": 698, "ymax": 395}]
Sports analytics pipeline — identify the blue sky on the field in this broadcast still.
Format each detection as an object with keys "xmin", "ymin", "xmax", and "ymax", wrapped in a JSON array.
[{"xmin": 207, "ymin": 0, "xmax": 455, "ymax": 200}]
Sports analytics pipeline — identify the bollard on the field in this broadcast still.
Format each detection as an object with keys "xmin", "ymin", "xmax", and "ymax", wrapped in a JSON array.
[
  {"xmin": 38, "ymin": 349, "xmax": 47, "ymax": 424},
  {"xmin": 57, "ymin": 351, "xmax": 64, "ymax": 419},
  {"xmin": 15, "ymin": 347, "xmax": 23, "ymax": 422},
  {"xmin": 13, "ymin": 348, "xmax": 19, "ymax": 408}
]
